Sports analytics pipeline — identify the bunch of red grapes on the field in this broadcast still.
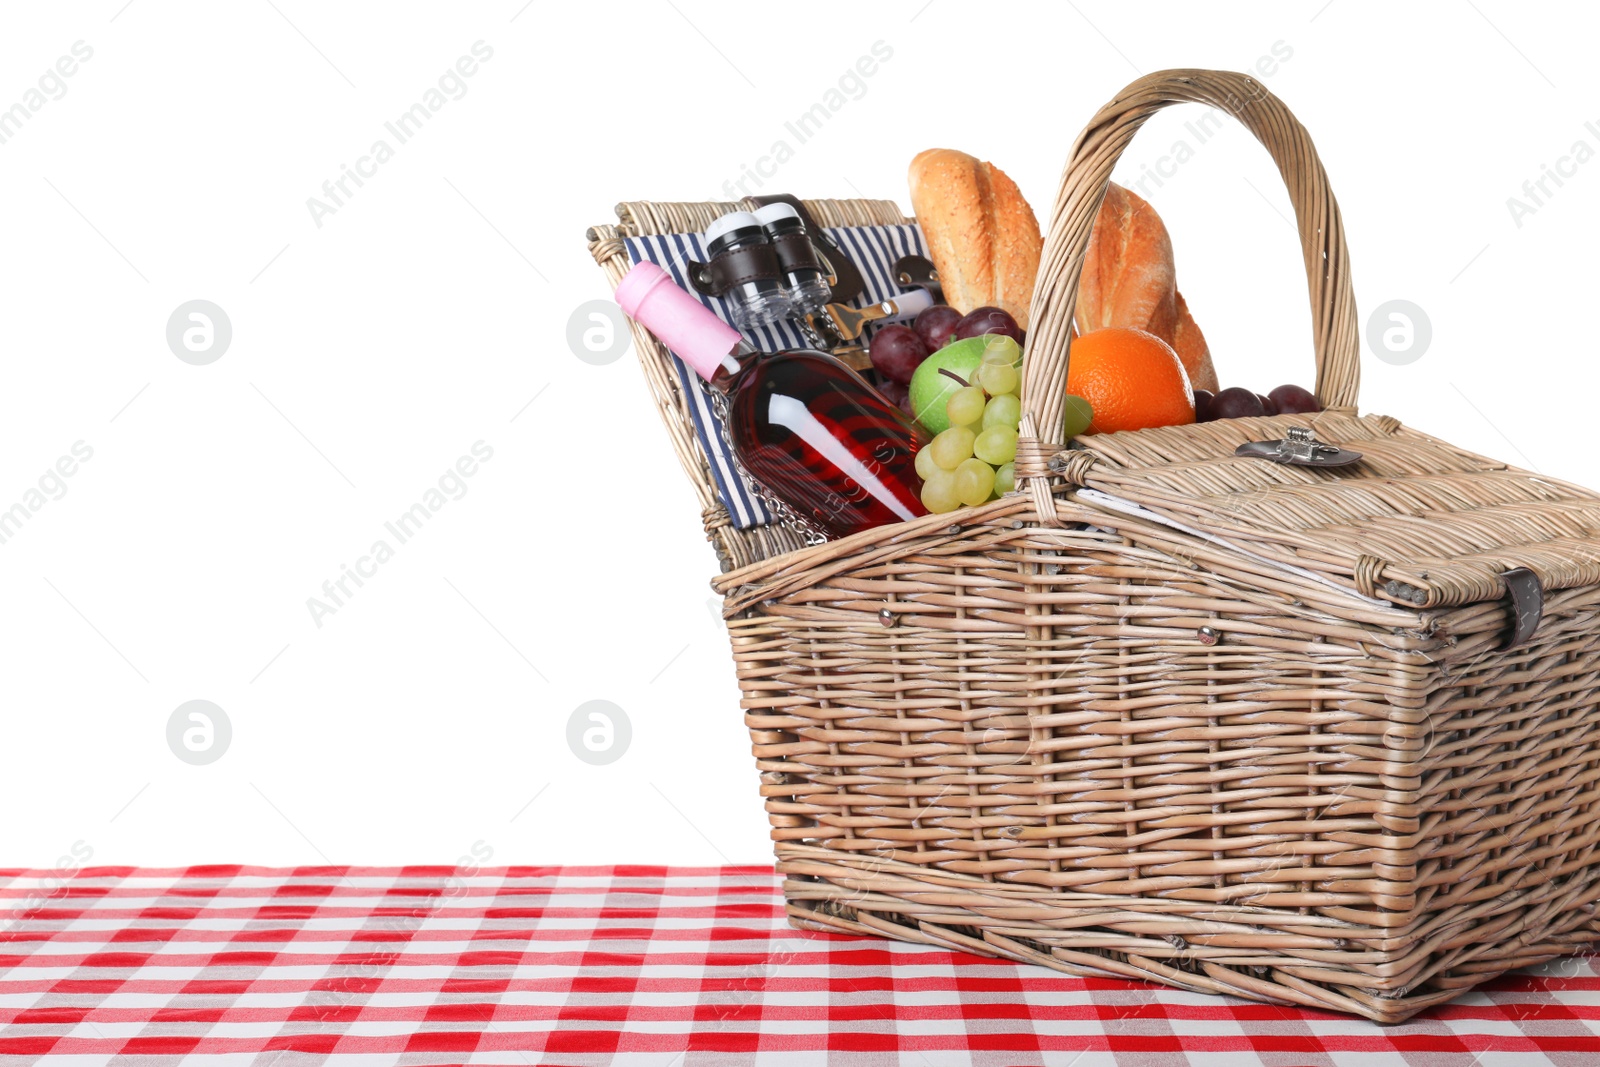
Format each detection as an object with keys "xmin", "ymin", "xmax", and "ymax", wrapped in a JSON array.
[
  {"xmin": 1194, "ymin": 384, "xmax": 1321, "ymax": 421},
  {"xmin": 867, "ymin": 305, "xmax": 1022, "ymax": 412}
]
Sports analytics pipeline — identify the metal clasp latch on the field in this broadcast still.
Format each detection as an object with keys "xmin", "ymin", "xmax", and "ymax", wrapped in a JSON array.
[{"xmin": 1234, "ymin": 425, "xmax": 1364, "ymax": 468}]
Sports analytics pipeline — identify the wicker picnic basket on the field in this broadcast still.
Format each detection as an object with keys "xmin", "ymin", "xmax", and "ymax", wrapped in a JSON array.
[{"xmin": 587, "ymin": 69, "xmax": 1600, "ymax": 1022}]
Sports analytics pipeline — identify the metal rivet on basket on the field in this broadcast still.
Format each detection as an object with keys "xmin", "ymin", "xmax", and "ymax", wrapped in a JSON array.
[
  {"xmin": 1198, "ymin": 626, "xmax": 1220, "ymax": 645},
  {"xmin": 897, "ymin": 271, "xmax": 911, "ymax": 284},
  {"xmin": 1003, "ymin": 825, "xmax": 1023, "ymax": 838},
  {"xmin": 878, "ymin": 608, "xmax": 898, "ymax": 628},
  {"xmin": 945, "ymin": 524, "xmax": 961, "ymax": 535},
  {"xmin": 696, "ymin": 269, "xmax": 712, "ymax": 285},
  {"xmin": 1383, "ymin": 579, "xmax": 1428, "ymax": 606},
  {"xmin": 1011, "ymin": 520, "xmax": 1025, "ymax": 529}
]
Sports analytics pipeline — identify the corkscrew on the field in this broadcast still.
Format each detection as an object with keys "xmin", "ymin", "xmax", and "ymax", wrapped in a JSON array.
[{"xmin": 805, "ymin": 289, "xmax": 936, "ymax": 371}]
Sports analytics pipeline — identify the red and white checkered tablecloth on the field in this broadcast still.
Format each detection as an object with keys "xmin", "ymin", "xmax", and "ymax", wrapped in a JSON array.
[{"xmin": 0, "ymin": 866, "xmax": 1596, "ymax": 1066}]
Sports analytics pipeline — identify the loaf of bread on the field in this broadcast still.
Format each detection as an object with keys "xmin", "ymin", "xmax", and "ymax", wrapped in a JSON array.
[
  {"xmin": 908, "ymin": 149, "xmax": 1043, "ymax": 330},
  {"xmin": 1076, "ymin": 182, "xmax": 1218, "ymax": 392}
]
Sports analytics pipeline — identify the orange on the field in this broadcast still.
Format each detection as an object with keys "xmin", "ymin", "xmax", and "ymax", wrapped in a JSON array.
[{"xmin": 1066, "ymin": 327, "xmax": 1195, "ymax": 434}]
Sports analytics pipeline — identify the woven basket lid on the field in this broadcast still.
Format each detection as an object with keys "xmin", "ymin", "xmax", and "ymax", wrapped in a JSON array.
[{"xmin": 1065, "ymin": 410, "xmax": 1600, "ymax": 611}]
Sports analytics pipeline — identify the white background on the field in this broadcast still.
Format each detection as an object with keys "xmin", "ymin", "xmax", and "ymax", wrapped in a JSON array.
[{"xmin": 1, "ymin": 1, "xmax": 1594, "ymax": 870}]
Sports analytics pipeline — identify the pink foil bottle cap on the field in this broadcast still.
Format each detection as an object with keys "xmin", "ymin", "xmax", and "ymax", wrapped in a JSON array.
[{"xmin": 614, "ymin": 262, "xmax": 741, "ymax": 381}]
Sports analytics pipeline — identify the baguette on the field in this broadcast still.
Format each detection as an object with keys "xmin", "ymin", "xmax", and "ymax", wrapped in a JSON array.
[
  {"xmin": 1076, "ymin": 182, "xmax": 1219, "ymax": 392},
  {"xmin": 908, "ymin": 149, "xmax": 1042, "ymax": 329}
]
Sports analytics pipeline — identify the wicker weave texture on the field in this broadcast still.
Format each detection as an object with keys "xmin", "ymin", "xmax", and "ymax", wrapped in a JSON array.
[
  {"xmin": 1066, "ymin": 413, "xmax": 1600, "ymax": 609},
  {"xmin": 716, "ymin": 492, "xmax": 1600, "ymax": 1022}
]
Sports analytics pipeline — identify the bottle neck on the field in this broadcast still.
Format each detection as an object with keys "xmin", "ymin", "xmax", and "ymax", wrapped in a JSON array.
[
  {"xmin": 615, "ymin": 262, "xmax": 748, "ymax": 385},
  {"xmin": 706, "ymin": 339, "xmax": 758, "ymax": 391}
]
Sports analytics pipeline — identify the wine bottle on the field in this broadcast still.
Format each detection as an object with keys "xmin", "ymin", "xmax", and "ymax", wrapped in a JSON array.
[{"xmin": 615, "ymin": 261, "xmax": 929, "ymax": 538}]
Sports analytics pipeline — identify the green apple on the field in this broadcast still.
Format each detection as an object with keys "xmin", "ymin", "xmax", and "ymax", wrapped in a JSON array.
[{"xmin": 908, "ymin": 335, "xmax": 1022, "ymax": 434}]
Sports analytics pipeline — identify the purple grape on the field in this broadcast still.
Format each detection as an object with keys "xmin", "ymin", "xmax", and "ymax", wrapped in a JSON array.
[
  {"xmin": 868, "ymin": 325, "xmax": 928, "ymax": 385},
  {"xmin": 952, "ymin": 306, "xmax": 1023, "ymax": 345},
  {"xmin": 878, "ymin": 377, "xmax": 910, "ymax": 411},
  {"xmin": 1193, "ymin": 388, "xmax": 1215, "ymax": 423},
  {"xmin": 1257, "ymin": 392, "xmax": 1279, "ymax": 416},
  {"xmin": 1269, "ymin": 383, "xmax": 1321, "ymax": 414},
  {"xmin": 1211, "ymin": 387, "xmax": 1266, "ymax": 420},
  {"xmin": 912, "ymin": 305, "xmax": 964, "ymax": 354}
]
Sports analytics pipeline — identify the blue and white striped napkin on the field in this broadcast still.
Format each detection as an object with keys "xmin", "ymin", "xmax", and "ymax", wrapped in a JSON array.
[{"xmin": 623, "ymin": 223, "xmax": 929, "ymax": 530}]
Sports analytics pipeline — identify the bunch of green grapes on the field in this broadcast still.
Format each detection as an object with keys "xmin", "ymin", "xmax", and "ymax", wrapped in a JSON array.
[{"xmin": 916, "ymin": 340, "xmax": 1093, "ymax": 514}]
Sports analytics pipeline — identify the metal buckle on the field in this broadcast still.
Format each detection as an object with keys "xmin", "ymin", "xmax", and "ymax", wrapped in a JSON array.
[{"xmin": 1234, "ymin": 425, "xmax": 1364, "ymax": 467}]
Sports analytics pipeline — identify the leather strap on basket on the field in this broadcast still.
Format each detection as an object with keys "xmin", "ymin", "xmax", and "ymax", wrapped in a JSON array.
[
  {"xmin": 893, "ymin": 254, "xmax": 945, "ymax": 305},
  {"xmin": 1501, "ymin": 566, "xmax": 1544, "ymax": 648},
  {"xmin": 770, "ymin": 231, "xmax": 823, "ymax": 275},
  {"xmin": 747, "ymin": 193, "xmax": 866, "ymax": 304},
  {"xmin": 1018, "ymin": 69, "xmax": 1362, "ymax": 525},
  {"xmin": 687, "ymin": 243, "xmax": 784, "ymax": 298}
]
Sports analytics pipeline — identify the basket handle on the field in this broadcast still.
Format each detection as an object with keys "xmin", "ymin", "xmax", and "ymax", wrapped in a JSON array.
[{"xmin": 1018, "ymin": 69, "xmax": 1361, "ymax": 483}]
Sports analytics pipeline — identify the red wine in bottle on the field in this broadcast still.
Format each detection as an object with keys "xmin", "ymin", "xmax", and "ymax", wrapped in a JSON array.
[{"xmin": 616, "ymin": 262, "xmax": 928, "ymax": 538}]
